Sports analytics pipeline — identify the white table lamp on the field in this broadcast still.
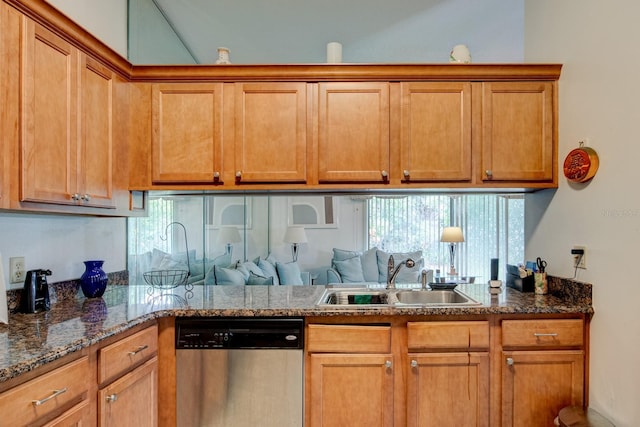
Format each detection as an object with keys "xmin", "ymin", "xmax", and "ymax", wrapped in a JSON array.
[
  {"xmin": 440, "ymin": 226, "xmax": 464, "ymax": 276},
  {"xmin": 218, "ymin": 227, "xmax": 242, "ymax": 257},
  {"xmin": 284, "ymin": 226, "xmax": 307, "ymax": 262}
]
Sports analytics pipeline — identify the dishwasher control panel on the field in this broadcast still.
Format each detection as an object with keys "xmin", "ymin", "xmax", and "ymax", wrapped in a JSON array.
[{"xmin": 176, "ymin": 317, "xmax": 304, "ymax": 349}]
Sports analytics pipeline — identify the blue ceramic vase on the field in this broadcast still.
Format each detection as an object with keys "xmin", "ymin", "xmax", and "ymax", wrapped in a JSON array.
[{"xmin": 80, "ymin": 260, "xmax": 108, "ymax": 298}]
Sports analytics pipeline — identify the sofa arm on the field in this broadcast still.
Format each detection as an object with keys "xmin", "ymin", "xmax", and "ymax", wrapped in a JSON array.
[{"xmin": 327, "ymin": 268, "xmax": 343, "ymax": 284}]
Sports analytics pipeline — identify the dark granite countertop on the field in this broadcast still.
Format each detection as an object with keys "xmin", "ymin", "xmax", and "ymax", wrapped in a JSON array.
[{"xmin": 0, "ymin": 276, "xmax": 592, "ymax": 384}]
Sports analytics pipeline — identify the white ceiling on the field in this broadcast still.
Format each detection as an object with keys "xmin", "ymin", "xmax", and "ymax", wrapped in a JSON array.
[{"xmin": 150, "ymin": 0, "xmax": 524, "ymax": 64}]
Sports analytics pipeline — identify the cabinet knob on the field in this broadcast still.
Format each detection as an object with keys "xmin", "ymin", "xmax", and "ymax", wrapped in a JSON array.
[
  {"xmin": 403, "ymin": 170, "xmax": 410, "ymax": 178},
  {"xmin": 385, "ymin": 360, "xmax": 392, "ymax": 369},
  {"xmin": 213, "ymin": 171, "xmax": 220, "ymax": 180},
  {"xmin": 506, "ymin": 357, "xmax": 514, "ymax": 366},
  {"xmin": 381, "ymin": 170, "xmax": 388, "ymax": 180},
  {"xmin": 71, "ymin": 193, "xmax": 80, "ymax": 201},
  {"xmin": 410, "ymin": 359, "xmax": 418, "ymax": 368},
  {"xmin": 235, "ymin": 171, "xmax": 242, "ymax": 180},
  {"xmin": 485, "ymin": 170, "xmax": 493, "ymax": 178},
  {"xmin": 81, "ymin": 194, "xmax": 91, "ymax": 202},
  {"xmin": 106, "ymin": 393, "xmax": 118, "ymax": 403}
]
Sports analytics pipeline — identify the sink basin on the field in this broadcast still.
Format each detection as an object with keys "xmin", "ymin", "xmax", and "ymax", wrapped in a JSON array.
[
  {"xmin": 316, "ymin": 287, "xmax": 481, "ymax": 308},
  {"xmin": 316, "ymin": 289, "xmax": 391, "ymax": 307},
  {"xmin": 393, "ymin": 289, "xmax": 481, "ymax": 306}
]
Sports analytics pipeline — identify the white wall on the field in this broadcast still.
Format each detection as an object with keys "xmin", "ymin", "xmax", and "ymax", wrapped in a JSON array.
[
  {"xmin": 525, "ymin": 1, "xmax": 640, "ymax": 425},
  {"xmin": 0, "ymin": 213, "xmax": 127, "ymax": 289},
  {"xmin": 44, "ymin": 0, "xmax": 127, "ymax": 57}
]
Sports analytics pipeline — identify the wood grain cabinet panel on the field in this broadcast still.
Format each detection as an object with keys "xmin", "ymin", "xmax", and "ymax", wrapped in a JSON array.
[
  {"xmin": 400, "ymin": 82, "xmax": 472, "ymax": 182},
  {"xmin": 233, "ymin": 82, "xmax": 308, "ymax": 183},
  {"xmin": 151, "ymin": 83, "xmax": 223, "ymax": 183},
  {"xmin": 480, "ymin": 82, "xmax": 555, "ymax": 183},
  {"xmin": 20, "ymin": 19, "xmax": 117, "ymax": 209},
  {"xmin": 501, "ymin": 350, "xmax": 584, "ymax": 427},
  {"xmin": 317, "ymin": 82, "xmax": 390, "ymax": 183}
]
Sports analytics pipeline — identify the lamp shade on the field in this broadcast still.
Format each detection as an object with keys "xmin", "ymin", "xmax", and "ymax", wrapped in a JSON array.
[
  {"xmin": 440, "ymin": 226, "xmax": 464, "ymax": 243},
  {"xmin": 218, "ymin": 226, "xmax": 242, "ymax": 244},
  {"xmin": 284, "ymin": 226, "xmax": 308, "ymax": 244}
]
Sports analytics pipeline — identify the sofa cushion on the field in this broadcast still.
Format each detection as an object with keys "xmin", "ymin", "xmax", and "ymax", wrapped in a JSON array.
[
  {"xmin": 376, "ymin": 250, "xmax": 423, "ymax": 283},
  {"xmin": 211, "ymin": 265, "xmax": 245, "ymax": 286},
  {"xmin": 236, "ymin": 261, "xmax": 265, "ymax": 280},
  {"xmin": 246, "ymin": 272, "xmax": 274, "ymax": 286},
  {"xmin": 331, "ymin": 247, "xmax": 378, "ymax": 282},
  {"xmin": 276, "ymin": 261, "xmax": 303, "ymax": 285},
  {"xmin": 256, "ymin": 256, "xmax": 280, "ymax": 285},
  {"xmin": 333, "ymin": 256, "xmax": 366, "ymax": 283}
]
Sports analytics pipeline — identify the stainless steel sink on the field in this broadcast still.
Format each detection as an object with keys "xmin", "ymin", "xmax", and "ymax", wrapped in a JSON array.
[
  {"xmin": 316, "ymin": 289, "xmax": 390, "ymax": 307},
  {"xmin": 316, "ymin": 287, "xmax": 481, "ymax": 307},
  {"xmin": 393, "ymin": 289, "xmax": 481, "ymax": 306}
]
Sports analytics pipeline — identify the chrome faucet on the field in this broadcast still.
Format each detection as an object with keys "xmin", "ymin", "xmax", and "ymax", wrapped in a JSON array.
[{"xmin": 386, "ymin": 255, "xmax": 416, "ymax": 289}]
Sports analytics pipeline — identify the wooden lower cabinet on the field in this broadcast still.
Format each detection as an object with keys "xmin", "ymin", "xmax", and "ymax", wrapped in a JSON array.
[
  {"xmin": 407, "ymin": 352, "xmax": 489, "ymax": 427},
  {"xmin": 501, "ymin": 350, "xmax": 584, "ymax": 427},
  {"xmin": 308, "ymin": 353, "xmax": 394, "ymax": 427},
  {"xmin": 98, "ymin": 357, "xmax": 158, "ymax": 427},
  {"xmin": 43, "ymin": 400, "xmax": 92, "ymax": 427}
]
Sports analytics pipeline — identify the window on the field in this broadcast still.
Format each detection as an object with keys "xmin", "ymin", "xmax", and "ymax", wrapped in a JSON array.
[{"xmin": 367, "ymin": 194, "xmax": 524, "ymax": 280}]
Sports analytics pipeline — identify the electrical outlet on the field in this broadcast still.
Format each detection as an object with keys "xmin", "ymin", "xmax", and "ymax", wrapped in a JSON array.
[
  {"xmin": 572, "ymin": 246, "xmax": 586, "ymax": 269},
  {"xmin": 9, "ymin": 256, "xmax": 25, "ymax": 283}
]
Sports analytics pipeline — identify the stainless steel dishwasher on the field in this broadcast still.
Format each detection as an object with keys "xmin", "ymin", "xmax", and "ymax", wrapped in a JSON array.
[{"xmin": 175, "ymin": 317, "xmax": 304, "ymax": 427}]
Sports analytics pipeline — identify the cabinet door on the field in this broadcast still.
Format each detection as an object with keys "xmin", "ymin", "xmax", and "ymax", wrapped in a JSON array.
[
  {"xmin": 481, "ymin": 82, "xmax": 555, "ymax": 182},
  {"xmin": 407, "ymin": 352, "xmax": 489, "ymax": 427},
  {"xmin": 318, "ymin": 83, "xmax": 390, "ymax": 182},
  {"xmin": 79, "ymin": 55, "xmax": 115, "ymax": 208},
  {"xmin": 99, "ymin": 357, "xmax": 158, "ymax": 427},
  {"xmin": 501, "ymin": 350, "xmax": 584, "ymax": 427},
  {"xmin": 308, "ymin": 353, "xmax": 393, "ymax": 427},
  {"xmin": 233, "ymin": 82, "xmax": 307, "ymax": 183},
  {"xmin": 400, "ymin": 82, "xmax": 472, "ymax": 182},
  {"xmin": 21, "ymin": 20, "xmax": 78, "ymax": 204},
  {"xmin": 151, "ymin": 83, "xmax": 223, "ymax": 183}
]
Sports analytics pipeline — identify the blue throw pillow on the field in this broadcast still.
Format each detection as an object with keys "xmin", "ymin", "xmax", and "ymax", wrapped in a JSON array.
[
  {"xmin": 257, "ymin": 257, "xmax": 280, "ymax": 285},
  {"xmin": 276, "ymin": 261, "xmax": 303, "ymax": 285},
  {"xmin": 236, "ymin": 261, "xmax": 265, "ymax": 280},
  {"xmin": 333, "ymin": 256, "xmax": 366, "ymax": 283},
  {"xmin": 246, "ymin": 272, "xmax": 274, "ymax": 286},
  {"xmin": 211, "ymin": 265, "xmax": 245, "ymax": 286}
]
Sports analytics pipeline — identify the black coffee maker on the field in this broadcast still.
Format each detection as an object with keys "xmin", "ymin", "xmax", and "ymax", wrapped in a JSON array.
[{"xmin": 21, "ymin": 269, "xmax": 52, "ymax": 313}]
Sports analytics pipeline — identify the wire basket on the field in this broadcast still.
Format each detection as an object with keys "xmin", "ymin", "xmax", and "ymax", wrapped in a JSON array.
[{"xmin": 143, "ymin": 269, "xmax": 189, "ymax": 290}]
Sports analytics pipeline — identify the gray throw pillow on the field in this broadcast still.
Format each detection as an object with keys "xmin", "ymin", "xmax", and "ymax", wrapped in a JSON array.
[{"xmin": 246, "ymin": 272, "xmax": 274, "ymax": 286}]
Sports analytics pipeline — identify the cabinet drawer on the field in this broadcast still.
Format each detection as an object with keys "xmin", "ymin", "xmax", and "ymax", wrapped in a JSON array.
[
  {"xmin": 99, "ymin": 324, "xmax": 158, "ymax": 385},
  {"xmin": 0, "ymin": 356, "xmax": 90, "ymax": 427},
  {"xmin": 502, "ymin": 319, "xmax": 583, "ymax": 348},
  {"xmin": 407, "ymin": 321, "xmax": 489, "ymax": 350},
  {"xmin": 307, "ymin": 324, "xmax": 391, "ymax": 353}
]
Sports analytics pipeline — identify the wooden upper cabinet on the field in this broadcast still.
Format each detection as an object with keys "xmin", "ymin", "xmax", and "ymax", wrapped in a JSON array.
[
  {"xmin": 233, "ymin": 82, "xmax": 307, "ymax": 183},
  {"xmin": 400, "ymin": 82, "xmax": 472, "ymax": 182},
  {"xmin": 480, "ymin": 82, "xmax": 555, "ymax": 183},
  {"xmin": 151, "ymin": 83, "xmax": 223, "ymax": 183},
  {"xmin": 21, "ymin": 20, "xmax": 78, "ymax": 205},
  {"xmin": 20, "ymin": 20, "xmax": 116, "ymax": 208},
  {"xmin": 317, "ymin": 82, "xmax": 390, "ymax": 183},
  {"xmin": 80, "ymin": 55, "xmax": 115, "ymax": 208}
]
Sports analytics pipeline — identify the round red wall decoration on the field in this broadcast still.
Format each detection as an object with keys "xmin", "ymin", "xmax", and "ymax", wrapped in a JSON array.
[{"xmin": 563, "ymin": 146, "xmax": 599, "ymax": 183}]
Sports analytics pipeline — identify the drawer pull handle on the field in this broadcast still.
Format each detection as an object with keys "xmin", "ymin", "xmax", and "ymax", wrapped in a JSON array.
[
  {"xmin": 533, "ymin": 333, "xmax": 558, "ymax": 337},
  {"xmin": 128, "ymin": 344, "xmax": 149, "ymax": 356},
  {"xmin": 106, "ymin": 393, "xmax": 118, "ymax": 403},
  {"xmin": 32, "ymin": 388, "xmax": 68, "ymax": 406}
]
